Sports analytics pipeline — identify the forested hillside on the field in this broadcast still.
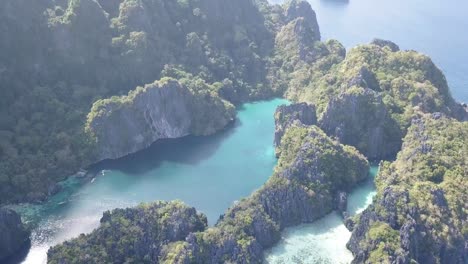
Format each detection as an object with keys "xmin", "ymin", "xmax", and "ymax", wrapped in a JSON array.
[
  {"xmin": 0, "ymin": 0, "xmax": 465, "ymax": 221},
  {"xmin": 0, "ymin": 0, "xmax": 286, "ymax": 203}
]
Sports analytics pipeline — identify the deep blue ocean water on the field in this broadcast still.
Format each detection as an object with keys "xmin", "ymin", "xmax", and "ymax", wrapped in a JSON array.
[{"xmin": 272, "ymin": 0, "xmax": 468, "ymax": 102}]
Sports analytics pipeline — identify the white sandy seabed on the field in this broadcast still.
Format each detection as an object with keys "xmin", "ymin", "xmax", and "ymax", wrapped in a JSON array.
[{"xmin": 265, "ymin": 166, "xmax": 378, "ymax": 264}]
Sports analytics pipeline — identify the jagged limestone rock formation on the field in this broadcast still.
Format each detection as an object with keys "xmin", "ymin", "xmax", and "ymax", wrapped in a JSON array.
[
  {"xmin": 47, "ymin": 201, "xmax": 207, "ymax": 264},
  {"xmin": 319, "ymin": 86, "xmax": 402, "ymax": 160},
  {"xmin": 284, "ymin": 39, "xmax": 467, "ymax": 160},
  {"xmin": 0, "ymin": 208, "xmax": 30, "ymax": 261},
  {"xmin": 267, "ymin": 0, "xmax": 346, "ymax": 95},
  {"xmin": 0, "ymin": 0, "xmax": 278, "ymax": 203},
  {"xmin": 347, "ymin": 113, "xmax": 467, "ymax": 264},
  {"xmin": 284, "ymin": 0, "xmax": 321, "ymax": 41},
  {"xmin": 159, "ymin": 124, "xmax": 369, "ymax": 264},
  {"xmin": 274, "ymin": 102, "xmax": 317, "ymax": 154},
  {"xmin": 86, "ymin": 77, "xmax": 235, "ymax": 160},
  {"xmin": 47, "ymin": 114, "xmax": 370, "ymax": 263}
]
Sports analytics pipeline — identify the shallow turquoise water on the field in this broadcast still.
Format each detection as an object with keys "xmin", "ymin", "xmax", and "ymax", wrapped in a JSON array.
[
  {"xmin": 270, "ymin": 0, "xmax": 468, "ymax": 102},
  {"xmin": 16, "ymin": 99, "xmax": 288, "ymax": 264},
  {"xmin": 265, "ymin": 166, "xmax": 378, "ymax": 264}
]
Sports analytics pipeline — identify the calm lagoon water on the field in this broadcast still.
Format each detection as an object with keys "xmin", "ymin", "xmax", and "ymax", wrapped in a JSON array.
[
  {"xmin": 271, "ymin": 0, "xmax": 468, "ymax": 102},
  {"xmin": 15, "ymin": 99, "xmax": 288, "ymax": 264},
  {"xmin": 13, "ymin": 1, "xmax": 468, "ymax": 263}
]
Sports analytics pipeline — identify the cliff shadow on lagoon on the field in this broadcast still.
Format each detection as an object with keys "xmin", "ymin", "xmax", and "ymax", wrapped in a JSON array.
[
  {"xmin": 90, "ymin": 117, "xmax": 242, "ymax": 175},
  {"xmin": 2, "ymin": 240, "xmax": 31, "ymax": 264}
]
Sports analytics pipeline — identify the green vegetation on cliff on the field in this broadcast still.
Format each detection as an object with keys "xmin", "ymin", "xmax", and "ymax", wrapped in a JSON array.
[
  {"xmin": 276, "ymin": 38, "xmax": 466, "ymax": 159},
  {"xmin": 157, "ymin": 123, "xmax": 369, "ymax": 263},
  {"xmin": 47, "ymin": 115, "xmax": 370, "ymax": 263},
  {"xmin": 0, "ymin": 0, "xmax": 282, "ymax": 203},
  {"xmin": 86, "ymin": 75, "xmax": 235, "ymax": 160},
  {"xmin": 2, "ymin": 0, "xmax": 346, "ymax": 204},
  {"xmin": 348, "ymin": 114, "xmax": 467, "ymax": 264},
  {"xmin": 47, "ymin": 201, "xmax": 207, "ymax": 264}
]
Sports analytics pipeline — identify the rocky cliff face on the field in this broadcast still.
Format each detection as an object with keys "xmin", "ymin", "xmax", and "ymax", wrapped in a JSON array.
[
  {"xmin": 284, "ymin": 38, "xmax": 467, "ymax": 160},
  {"xmin": 47, "ymin": 201, "xmax": 207, "ymax": 264},
  {"xmin": 347, "ymin": 114, "xmax": 467, "ymax": 264},
  {"xmin": 283, "ymin": 0, "xmax": 320, "ymax": 39},
  {"xmin": 87, "ymin": 78, "xmax": 235, "ymax": 161},
  {"xmin": 160, "ymin": 123, "xmax": 369, "ymax": 263},
  {"xmin": 0, "ymin": 0, "xmax": 279, "ymax": 204},
  {"xmin": 274, "ymin": 102, "xmax": 317, "ymax": 154},
  {"xmin": 48, "ymin": 106, "xmax": 370, "ymax": 263},
  {"xmin": 0, "ymin": 208, "xmax": 30, "ymax": 261},
  {"xmin": 319, "ymin": 87, "xmax": 402, "ymax": 160}
]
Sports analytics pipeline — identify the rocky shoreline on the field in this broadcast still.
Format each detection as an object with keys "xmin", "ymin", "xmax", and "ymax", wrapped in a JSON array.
[
  {"xmin": 48, "ymin": 102, "xmax": 370, "ymax": 263},
  {"xmin": 3, "ymin": 0, "xmax": 467, "ymax": 263},
  {"xmin": 346, "ymin": 114, "xmax": 467, "ymax": 263}
]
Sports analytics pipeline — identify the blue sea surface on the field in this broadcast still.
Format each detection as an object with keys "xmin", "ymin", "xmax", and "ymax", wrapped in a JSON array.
[{"xmin": 271, "ymin": 0, "xmax": 468, "ymax": 102}]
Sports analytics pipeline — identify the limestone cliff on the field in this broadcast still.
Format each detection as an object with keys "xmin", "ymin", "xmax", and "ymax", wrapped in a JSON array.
[
  {"xmin": 0, "ymin": 0, "xmax": 277, "ymax": 203},
  {"xmin": 319, "ymin": 86, "xmax": 403, "ymax": 160},
  {"xmin": 285, "ymin": 39, "xmax": 467, "ymax": 160},
  {"xmin": 160, "ymin": 124, "xmax": 369, "ymax": 263},
  {"xmin": 347, "ymin": 113, "xmax": 467, "ymax": 264},
  {"xmin": 47, "ymin": 201, "xmax": 207, "ymax": 264},
  {"xmin": 47, "ymin": 110, "xmax": 370, "ymax": 264},
  {"xmin": 274, "ymin": 102, "xmax": 317, "ymax": 154},
  {"xmin": 0, "ymin": 208, "xmax": 30, "ymax": 261},
  {"xmin": 86, "ymin": 78, "xmax": 235, "ymax": 161}
]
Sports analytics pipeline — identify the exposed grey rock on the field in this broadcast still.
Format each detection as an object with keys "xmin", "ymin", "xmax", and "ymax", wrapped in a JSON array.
[
  {"xmin": 0, "ymin": 208, "xmax": 30, "ymax": 261},
  {"xmin": 347, "ymin": 66, "xmax": 381, "ymax": 91},
  {"xmin": 275, "ymin": 17, "xmax": 329, "ymax": 64},
  {"xmin": 274, "ymin": 102, "xmax": 317, "ymax": 153},
  {"xmin": 319, "ymin": 87, "xmax": 402, "ymax": 160},
  {"xmin": 47, "ymin": 183, "xmax": 62, "ymax": 196},
  {"xmin": 335, "ymin": 191, "xmax": 348, "ymax": 216},
  {"xmin": 160, "ymin": 125, "xmax": 369, "ymax": 264},
  {"xmin": 284, "ymin": 0, "xmax": 321, "ymax": 41},
  {"xmin": 348, "ymin": 186, "xmax": 467, "ymax": 264},
  {"xmin": 88, "ymin": 79, "xmax": 235, "ymax": 161}
]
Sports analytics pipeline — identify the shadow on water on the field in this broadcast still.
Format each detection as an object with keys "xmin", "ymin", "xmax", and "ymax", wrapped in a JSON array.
[
  {"xmin": 15, "ymin": 118, "xmax": 243, "ymax": 229},
  {"xmin": 91, "ymin": 118, "xmax": 241, "ymax": 175},
  {"xmin": 3, "ymin": 240, "xmax": 31, "ymax": 264}
]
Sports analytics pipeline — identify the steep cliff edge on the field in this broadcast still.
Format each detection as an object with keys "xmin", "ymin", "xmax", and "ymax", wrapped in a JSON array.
[
  {"xmin": 86, "ymin": 77, "xmax": 235, "ymax": 161},
  {"xmin": 274, "ymin": 102, "xmax": 317, "ymax": 155},
  {"xmin": 47, "ymin": 104, "xmax": 370, "ymax": 263},
  {"xmin": 347, "ymin": 113, "xmax": 467, "ymax": 264},
  {"xmin": 47, "ymin": 201, "xmax": 207, "ymax": 264},
  {"xmin": 0, "ymin": 208, "xmax": 30, "ymax": 261},
  {"xmin": 0, "ymin": 0, "xmax": 277, "ymax": 203},
  {"xmin": 285, "ymin": 39, "xmax": 467, "ymax": 160},
  {"xmin": 319, "ymin": 86, "xmax": 402, "ymax": 160},
  {"xmin": 159, "ymin": 123, "xmax": 369, "ymax": 263}
]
